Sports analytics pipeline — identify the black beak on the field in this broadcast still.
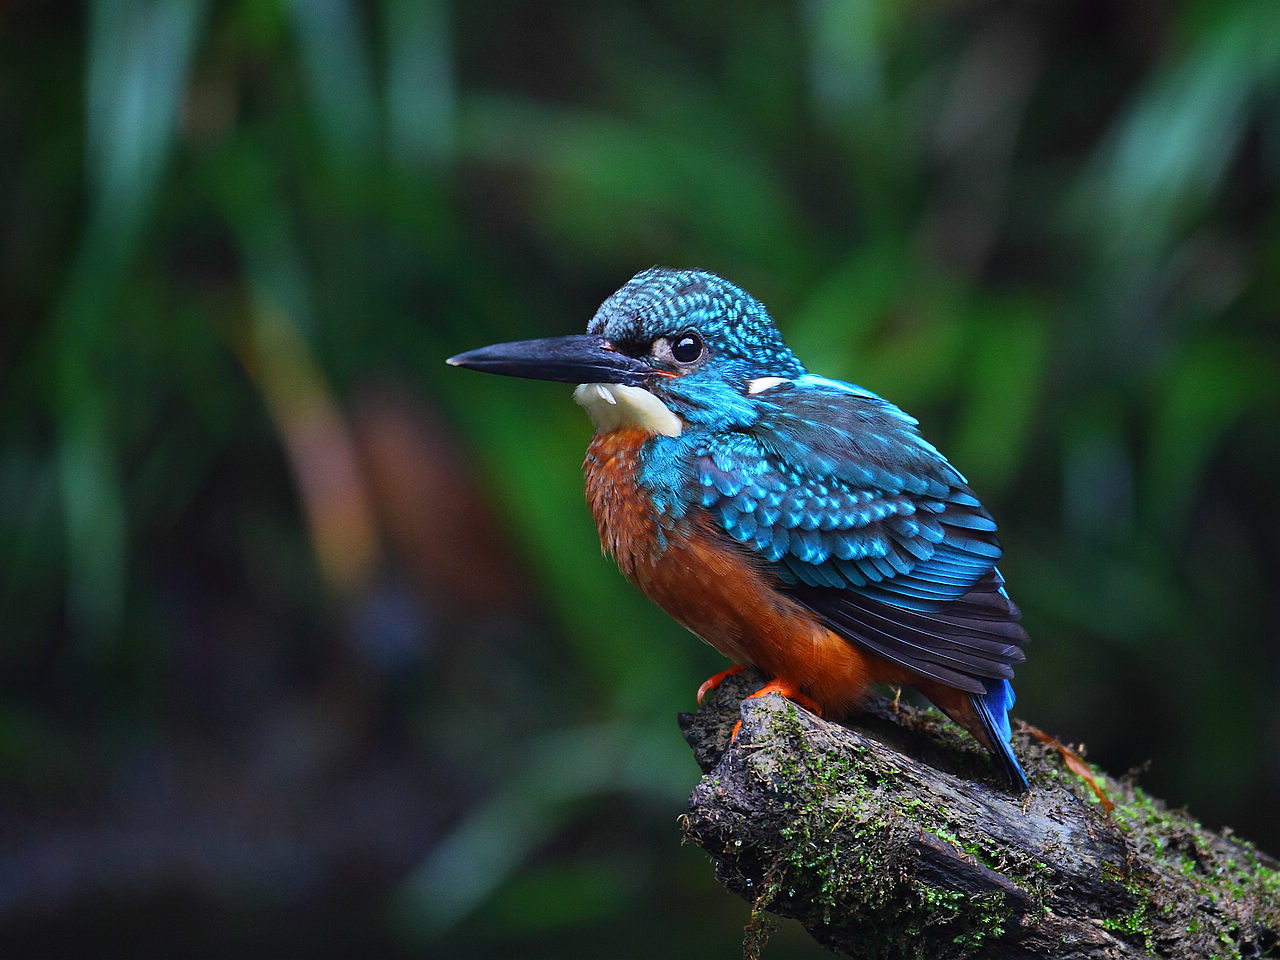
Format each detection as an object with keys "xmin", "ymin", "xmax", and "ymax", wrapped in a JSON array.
[{"xmin": 447, "ymin": 333, "xmax": 650, "ymax": 387}]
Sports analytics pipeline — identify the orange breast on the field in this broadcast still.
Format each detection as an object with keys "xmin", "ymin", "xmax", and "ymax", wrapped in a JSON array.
[
  {"xmin": 583, "ymin": 428, "xmax": 662, "ymax": 583},
  {"xmin": 583, "ymin": 429, "xmax": 912, "ymax": 714}
]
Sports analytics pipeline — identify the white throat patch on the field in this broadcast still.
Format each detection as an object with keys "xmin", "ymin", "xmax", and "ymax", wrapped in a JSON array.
[{"xmin": 572, "ymin": 383, "xmax": 682, "ymax": 437}]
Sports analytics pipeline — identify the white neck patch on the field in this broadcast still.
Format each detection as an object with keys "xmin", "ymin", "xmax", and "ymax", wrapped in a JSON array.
[
  {"xmin": 747, "ymin": 376, "xmax": 790, "ymax": 394},
  {"xmin": 572, "ymin": 383, "xmax": 682, "ymax": 437}
]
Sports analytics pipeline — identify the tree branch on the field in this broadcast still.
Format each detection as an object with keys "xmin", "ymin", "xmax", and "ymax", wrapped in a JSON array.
[{"xmin": 678, "ymin": 669, "xmax": 1280, "ymax": 959}]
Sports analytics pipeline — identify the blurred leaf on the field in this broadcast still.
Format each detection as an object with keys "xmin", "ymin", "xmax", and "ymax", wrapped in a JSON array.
[
  {"xmin": 1061, "ymin": 395, "xmax": 1135, "ymax": 545},
  {"xmin": 950, "ymin": 295, "xmax": 1049, "ymax": 491},
  {"xmin": 288, "ymin": 0, "xmax": 380, "ymax": 175},
  {"xmin": 384, "ymin": 0, "xmax": 455, "ymax": 169},
  {"xmin": 86, "ymin": 0, "xmax": 208, "ymax": 240},
  {"xmin": 1142, "ymin": 338, "xmax": 1278, "ymax": 537},
  {"xmin": 480, "ymin": 859, "xmax": 635, "ymax": 934},
  {"xmin": 789, "ymin": 242, "xmax": 966, "ymax": 411},
  {"xmin": 458, "ymin": 93, "xmax": 811, "ymax": 276},
  {"xmin": 54, "ymin": 0, "xmax": 208, "ymax": 644},
  {"xmin": 804, "ymin": 0, "xmax": 887, "ymax": 115},
  {"xmin": 1075, "ymin": 0, "xmax": 1280, "ymax": 263},
  {"xmin": 391, "ymin": 722, "xmax": 686, "ymax": 938}
]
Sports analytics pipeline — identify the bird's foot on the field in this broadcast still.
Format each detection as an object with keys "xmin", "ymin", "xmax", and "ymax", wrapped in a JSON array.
[
  {"xmin": 730, "ymin": 679, "xmax": 822, "ymax": 742},
  {"xmin": 697, "ymin": 664, "xmax": 746, "ymax": 705}
]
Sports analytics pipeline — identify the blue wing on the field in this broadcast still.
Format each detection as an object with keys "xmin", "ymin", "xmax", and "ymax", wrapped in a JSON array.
[{"xmin": 688, "ymin": 377, "xmax": 1028, "ymax": 695}]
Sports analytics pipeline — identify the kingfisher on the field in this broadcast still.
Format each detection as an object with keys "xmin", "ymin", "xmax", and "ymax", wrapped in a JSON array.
[{"xmin": 448, "ymin": 268, "xmax": 1030, "ymax": 791}]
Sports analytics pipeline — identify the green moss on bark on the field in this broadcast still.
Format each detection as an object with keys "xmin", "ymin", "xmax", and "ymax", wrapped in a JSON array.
[{"xmin": 681, "ymin": 669, "xmax": 1280, "ymax": 959}]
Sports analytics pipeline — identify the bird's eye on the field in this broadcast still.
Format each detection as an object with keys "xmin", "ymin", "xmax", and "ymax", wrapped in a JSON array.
[
  {"xmin": 652, "ymin": 330, "xmax": 707, "ymax": 370},
  {"xmin": 670, "ymin": 332, "xmax": 705, "ymax": 364}
]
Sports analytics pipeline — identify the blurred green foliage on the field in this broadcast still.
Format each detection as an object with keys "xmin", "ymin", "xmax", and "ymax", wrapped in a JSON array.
[{"xmin": 1, "ymin": 0, "xmax": 1278, "ymax": 956}]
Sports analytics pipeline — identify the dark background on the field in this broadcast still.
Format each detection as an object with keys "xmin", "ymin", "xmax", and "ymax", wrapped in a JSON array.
[{"xmin": 2, "ymin": 0, "xmax": 1278, "ymax": 956}]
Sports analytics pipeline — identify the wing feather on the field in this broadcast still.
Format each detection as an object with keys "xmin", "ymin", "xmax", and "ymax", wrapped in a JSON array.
[{"xmin": 688, "ymin": 381, "xmax": 1028, "ymax": 691}]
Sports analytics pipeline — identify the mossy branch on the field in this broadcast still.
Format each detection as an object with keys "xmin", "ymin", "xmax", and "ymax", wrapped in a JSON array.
[{"xmin": 678, "ymin": 669, "xmax": 1280, "ymax": 959}]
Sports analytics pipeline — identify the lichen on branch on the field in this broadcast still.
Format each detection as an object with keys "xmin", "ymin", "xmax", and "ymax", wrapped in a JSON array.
[{"xmin": 679, "ymin": 669, "xmax": 1280, "ymax": 959}]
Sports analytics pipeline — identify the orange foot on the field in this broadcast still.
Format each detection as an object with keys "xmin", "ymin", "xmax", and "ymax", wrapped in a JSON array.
[
  {"xmin": 731, "ymin": 678, "xmax": 823, "ymax": 741},
  {"xmin": 697, "ymin": 664, "xmax": 746, "ymax": 705}
]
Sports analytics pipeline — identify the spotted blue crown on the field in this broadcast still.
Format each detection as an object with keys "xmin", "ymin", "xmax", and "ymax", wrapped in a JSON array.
[{"xmin": 589, "ymin": 268, "xmax": 805, "ymax": 376}]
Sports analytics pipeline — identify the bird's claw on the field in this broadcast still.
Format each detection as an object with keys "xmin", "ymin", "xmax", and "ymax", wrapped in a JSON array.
[{"xmin": 697, "ymin": 664, "xmax": 746, "ymax": 705}]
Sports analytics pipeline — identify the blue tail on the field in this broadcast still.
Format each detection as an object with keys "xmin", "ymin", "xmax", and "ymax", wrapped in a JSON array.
[{"xmin": 971, "ymin": 679, "xmax": 1028, "ymax": 793}]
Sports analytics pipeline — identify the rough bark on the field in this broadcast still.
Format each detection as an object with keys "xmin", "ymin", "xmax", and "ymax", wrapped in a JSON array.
[{"xmin": 678, "ymin": 669, "xmax": 1280, "ymax": 959}]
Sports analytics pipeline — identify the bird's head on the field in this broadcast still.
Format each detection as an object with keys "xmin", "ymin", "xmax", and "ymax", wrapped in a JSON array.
[{"xmin": 448, "ymin": 267, "xmax": 806, "ymax": 436}]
